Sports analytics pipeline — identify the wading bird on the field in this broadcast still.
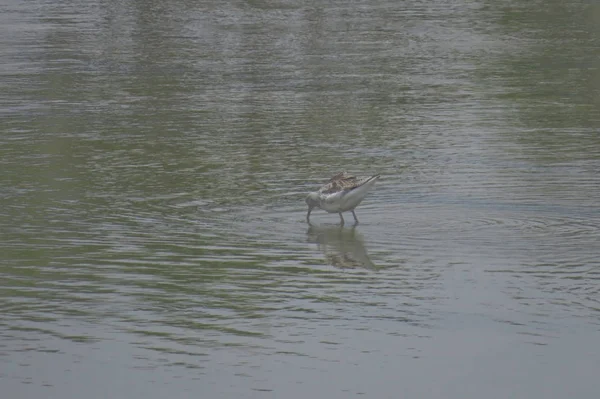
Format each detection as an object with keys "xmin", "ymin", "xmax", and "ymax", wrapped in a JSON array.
[{"xmin": 305, "ymin": 172, "xmax": 380, "ymax": 225}]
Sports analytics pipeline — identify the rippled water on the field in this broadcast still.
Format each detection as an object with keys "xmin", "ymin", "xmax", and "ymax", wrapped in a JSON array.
[{"xmin": 1, "ymin": 0, "xmax": 600, "ymax": 398}]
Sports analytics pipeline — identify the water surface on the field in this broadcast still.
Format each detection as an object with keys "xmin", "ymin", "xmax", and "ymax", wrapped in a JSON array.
[{"xmin": 1, "ymin": 0, "xmax": 600, "ymax": 398}]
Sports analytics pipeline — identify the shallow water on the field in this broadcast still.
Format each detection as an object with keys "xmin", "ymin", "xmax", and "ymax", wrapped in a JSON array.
[{"xmin": 1, "ymin": 0, "xmax": 600, "ymax": 398}]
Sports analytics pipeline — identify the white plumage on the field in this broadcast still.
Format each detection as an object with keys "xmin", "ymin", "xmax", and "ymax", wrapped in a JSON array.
[{"xmin": 306, "ymin": 172, "xmax": 380, "ymax": 225}]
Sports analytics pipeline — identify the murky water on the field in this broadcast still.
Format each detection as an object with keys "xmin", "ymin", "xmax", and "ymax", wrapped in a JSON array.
[{"xmin": 1, "ymin": 0, "xmax": 600, "ymax": 398}]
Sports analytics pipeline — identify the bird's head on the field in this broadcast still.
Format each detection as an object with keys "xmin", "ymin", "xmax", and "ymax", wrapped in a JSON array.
[
  {"xmin": 305, "ymin": 192, "xmax": 320, "ymax": 223},
  {"xmin": 305, "ymin": 192, "xmax": 319, "ymax": 210}
]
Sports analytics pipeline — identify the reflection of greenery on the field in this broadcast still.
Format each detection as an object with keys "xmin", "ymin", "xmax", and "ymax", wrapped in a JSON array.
[
  {"xmin": 480, "ymin": 0, "xmax": 600, "ymax": 162},
  {"xmin": 307, "ymin": 225, "xmax": 378, "ymax": 270}
]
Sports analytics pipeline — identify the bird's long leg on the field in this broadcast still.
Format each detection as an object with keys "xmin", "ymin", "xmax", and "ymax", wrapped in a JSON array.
[
  {"xmin": 351, "ymin": 210, "xmax": 359, "ymax": 224},
  {"xmin": 339, "ymin": 213, "xmax": 345, "ymax": 226}
]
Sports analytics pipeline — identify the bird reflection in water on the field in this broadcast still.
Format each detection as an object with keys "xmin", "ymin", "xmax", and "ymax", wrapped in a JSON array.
[{"xmin": 306, "ymin": 225, "xmax": 378, "ymax": 270}]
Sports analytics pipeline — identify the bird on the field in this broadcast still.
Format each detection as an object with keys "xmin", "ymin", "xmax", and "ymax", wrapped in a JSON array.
[{"xmin": 305, "ymin": 171, "xmax": 380, "ymax": 225}]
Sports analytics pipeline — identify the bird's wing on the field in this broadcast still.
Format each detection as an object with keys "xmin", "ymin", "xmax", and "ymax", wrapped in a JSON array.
[
  {"xmin": 328, "ymin": 171, "xmax": 355, "ymax": 182},
  {"xmin": 319, "ymin": 175, "xmax": 376, "ymax": 195}
]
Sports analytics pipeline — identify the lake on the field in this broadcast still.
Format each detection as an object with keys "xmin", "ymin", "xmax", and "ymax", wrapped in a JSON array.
[{"xmin": 1, "ymin": 0, "xmax": 599, "ymax": 398}]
